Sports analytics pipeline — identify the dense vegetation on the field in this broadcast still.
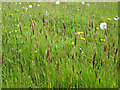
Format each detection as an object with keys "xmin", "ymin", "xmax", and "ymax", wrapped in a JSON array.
[{"xmin": 2, "ymin": 2, "xmax": 118, "ymax": 88}]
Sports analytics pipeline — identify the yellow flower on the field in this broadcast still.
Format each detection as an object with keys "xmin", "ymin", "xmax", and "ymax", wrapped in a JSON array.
[
  {"xmin": 76, "ymin": 32, "xmax": 84, "ymax": 35},
  {"xmin": 9, "ymin": 14, "xmax": 13, "ymax": 16},
  {"xmin": 15, "ymin": 30, "xmax": 17, "ymax": 32},
  {"xmin": 96, "ymin": 27, "xmax": 99, "ymax": 30},
  {"xmin": 77, "ymin": 9, "xmax": 80, "ymax": 11},
  {"xmin": 0, "ymin": 8, "xmax": 1, "ymax": 11},
  {"xmin": 17, "ymin": 9, "xmax": 19, "ymax": 11},
  {"xmin": 101, "ymin": 39, "xmax": 105, "ymax": 42},
  {"xmin": 81, "ymin": 37, "xmax": 85, "ymax": 40},
  {"xmin": 72, "ymin": 42, "xmax": 74, "ymax": 45},
  {"xmin": 18, "ymin": 18, "xmax": 20, "ymax": 20},
  {"xmin": 22, "ymin": 12, "xmax": 25, "ymax": 14},
  {"xmin": 32, "ymin": 20, "xmax": 35, "ymax": 23},
  {"xmin": 108, "ymin": 18, "xmax": 111, "ymax": 21}
]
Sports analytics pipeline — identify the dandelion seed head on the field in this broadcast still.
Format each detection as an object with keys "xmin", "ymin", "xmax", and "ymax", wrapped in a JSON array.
[
  {"xmin": 82, "ymin": 2, "xmax": 85, "ymax": 5},
  {"xmin": 56, "ymin": 1, "xmax": 60, "ymax": 5},
  {"xmin": 114, "ymin": 16, "xmax": 119, "ymax": 20},
  {"xmin": 100, "ymin": 22, "xmax": 107, "ymax": 30},
  {"xmin": 29, "ymin": 5, "xmax": 32, "ymax": 8}
]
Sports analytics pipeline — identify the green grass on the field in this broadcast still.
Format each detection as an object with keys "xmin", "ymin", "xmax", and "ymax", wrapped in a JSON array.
[{"xmin": 2, "ymin": 2, "xmax": 118, "ymax": 88}]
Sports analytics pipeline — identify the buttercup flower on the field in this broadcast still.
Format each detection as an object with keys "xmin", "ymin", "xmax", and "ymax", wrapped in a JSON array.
[
  {"xmin": 101, "ymin": 39, "xmax": 105, "ymax": 42},
  {"xmin": 108, "ymin": 18, "xmax": 111, "ymax": 21},
  {"xmin": 81, "ymin": 37, "xmax": 85, "ymax": 40},
  {"xmin": 77, "ymin": 9, "xmax": 80, "ymax": 11},
  {"xmin": 96, "ymin": 27, "xmax": 99, "ymax": 30},
  {"xmin": 76, "ymin": 32, "xmax": 84, "ymax": 35},
  {"xmin": 100, "ymin": 22, "xmax": 107, "ymax": 30},
  {"xmin": 72, "ymin": 42, "xmax": 74, "ymax": 45},
  {"xmin": 17, "ymin": 9, "xmax": 19, "ymax": 11},
  {"xmin": 15, "ymin": 30, "xmax": 17, "ymax": 32},
  {"xmin": 9, "ymin": 14, "xmax": 13, "ymax": 17}
]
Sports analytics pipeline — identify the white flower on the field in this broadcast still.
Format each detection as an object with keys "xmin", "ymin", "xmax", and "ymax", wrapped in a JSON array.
[
  {"xmin": 24, "ymin": 7, "xmax": 28, "ymax": 12},
  {"xmin": 56, "ymin": 1, "xmax": 60, "ymax": 5},
  {"xmin": 37, "ymin": 4, "xmax": 40, "ymax": 7},
  {"xmin": 100, "ymin": 22, "xmax": 107, "ymax": 30},
  {"xmin": 114, "ymin": 16, "xmax": 119, "ymax": 20},
  {"xmin": 87, "ymin": 4, "xmax": 89, "ymax": 6},
  {"xmin": 82, "ymin": 2, "xmax": 85, "ymax": 4},
  {"xmin": 29, "ymin": 5, "xmax": 32, "ymax": 8},
  {"xmin": 35, "ymin": 50, "xmax": 37, "ymax": 53},
  {"xmin": 46, "ymin": 11, "xmax": 49, "ymax": 16},
  {"xmin": 17, "ymin": 24, "xmax": 19, "ymax": 27},
  {"xmin": 15, "ymin": 3, "xmax": 17, "ymax": 5},
  {"xmin": 19, "ymin": 2, "xmax": 21, "ymax": 5},
  {"xmin": 23, "ymin": 7, "xmax": 28, "ymax": 12}
]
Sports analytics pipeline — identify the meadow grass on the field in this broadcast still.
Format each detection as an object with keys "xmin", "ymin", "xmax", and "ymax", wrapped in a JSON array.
[{"xmin": 2, "ymin": 2, "xmax": 119, "ymax": 88}]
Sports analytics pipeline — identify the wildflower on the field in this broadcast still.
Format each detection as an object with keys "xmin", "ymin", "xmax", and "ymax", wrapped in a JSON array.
[
  {"xmin": 19, "ymin": 2, "xmax": 21, "ymax": 5},
  {"xmin": 17, "ymin": 9, "xmax": 19, "ymax": 11},
  {"xmin": 77, "ymin": 9, "xmax": 80, "ymax": 11},
  {"xmin": 23, "ymin": 7, "xmax": 28, "ymax": 12},
  {"xmin": 29, "ymin": 5, "xmax": 32, "ymax": 8},
  {"xmin": 108, "ymin": 18, "xmax": 111, "ymax": 21},
  {"xmin": 35, "ymin": 50, "xmax": 37, "ymax": 53},
  {"xmin": 76, "ymin": 32, "xmax": 84, "ymax": 35},
  {"xmin": 9, "ymin": 14, "xmax": 13, "ymax": 16},
  {"xmin": 72, "ymin": 42, "xmax": 74, "ymax": 45},
  {"xmin": 81, "ymin": 37, "xmax": 85, "ymax": 40},
  {"xmin": 17, "ymin": 24, "xmax": 19, "ymax": 27},
  {"xmin": 100, "ymin": 22, "xmax": 107, "ymax": 30},
  {"xmin": 37, "ymin": 4, "xmax": 40, "ymax": 7},
  {"xmin": 101, "ymin": 39, "xmax": 105, "ymax": 42},
  {"xmin": 46, "ymin": 11, "xmax": 49, "ymax": 16},
  {"xmin": 96, "ymin": 27, "xmax": 99, "ymax": 30},
  {"xmin": 82, "ymin": 2, "xmax": 85, "ymax": 4},
  {"xmin": 15, "ymin": 30, "xmax": 17, "ymax": 32},
  {"xmin": 56, "ymin": 1, "xmax": 60, "ymax": 5},
  {"xmin": 32, "ymin": 20, "xmax": 35, "ymax": 23},
  {"xmin": 114, "ymin": 16, "xmax": 119, "ymax": 20},
  {"xmin": 15, "ymin": 3, "xmax": 17, "ymax": 5},
  {"xmin": 87, "ymin": 4, "xmax": 89, "ymax": 6},
  {"xmin": 18, "ymin": 18, "xmax": 20, "ymax": 20},
  {"xmin": 22, "ymin": 12, "xmax": 25, "ymax": 14},
  {"xmin": 0, "ymin": 8, "xmax": 1, "ymax": 11}
]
